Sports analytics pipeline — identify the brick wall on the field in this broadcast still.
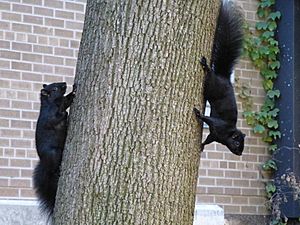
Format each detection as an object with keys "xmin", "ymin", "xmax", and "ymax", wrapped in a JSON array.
[
  {"xmin": 0, "ymin": 0, "xmax": 268, "ymax": 217},
  {"xmin": 0, "ymin": 0, "xmax": 86, "ymax": 200},
  {"xmin": 196, "ymin": 0, "xmax": 270, "ymax": 216}
]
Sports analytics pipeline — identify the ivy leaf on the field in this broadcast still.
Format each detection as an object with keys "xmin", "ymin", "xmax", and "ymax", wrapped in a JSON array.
[
  {"xmin": 263, "ymin": 135, "xmax": 273, "ymax": 143},
  {"xmin": 263, "ymin": 79, "xmax": 274, "ymax": 90},
  {"xmin": 257, "ymin": 8, "xmax": 266, "ymax": 18},
  {"xmin": 254, "ymin": 124, "xmax": 265, "ymax": 134},
  {"xmin": 268, "ymin": 108, "xmax": 279, "ymax": 117},
  {"xmin": 267, "ymin": 120, "xmax": 278, "ymax": 129},
  {"xmin": 269, "ymin": 130, "xmax": 281, "ymax": 139},
  {"xmin": 268, "ymin": 11, "xmax": 281, "ymax": 20},
  {"xmin": 262, "ymin": 31, "xmax": 274, "ymax": 39},
  {"xmin": 261, "ymin": 70, "xmax": 277, "ymax": 79},
  {"xmin": 268, "ymin": 144, "xmax": 277, "ymax": 152},
  {"xmin": 267, "ymin": 89, "xmax": 280, "ymax": 98},
  {"xmin": 269, "ymin": 60, "xmax": 280, "ymax": 69},
  {"xmin": 256, "ymin": 21, "xmax": 268, "ymax": 30},
  {"xmin": 268, "ymin": 21, "xmax": 277, "ymax": 31}
]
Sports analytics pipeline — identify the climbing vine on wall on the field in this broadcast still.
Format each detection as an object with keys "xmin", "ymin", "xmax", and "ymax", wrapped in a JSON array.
[{"xmin": 242, "ymin": 0, "xmax": 283, "ymax": 224}]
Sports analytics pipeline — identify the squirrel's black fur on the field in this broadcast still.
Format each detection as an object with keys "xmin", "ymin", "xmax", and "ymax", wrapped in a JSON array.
[
  {"xmin": 194, "ymin": 1, "xmax": 246, "ymax": 156},
  {"xmin": 33, "ymin": 82, "xmax": 76, "ymax": 217}
]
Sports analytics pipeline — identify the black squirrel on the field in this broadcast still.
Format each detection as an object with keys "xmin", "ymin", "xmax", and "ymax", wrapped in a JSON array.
[
  {"xmin": 33, "ymin": 82, "xmax": 76, "ymax": 217},
  {"xmin": 194, "ymin": 1, "xmax": 246, "ymax": 156}
]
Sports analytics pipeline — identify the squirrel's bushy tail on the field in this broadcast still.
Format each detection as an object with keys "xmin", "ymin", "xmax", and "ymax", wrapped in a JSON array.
[
  {"xmin": 211, "ymin": 1, "xmax": 244, "ymax": 78},
  {"xmin": 33, "ymin": 162, "xmax": 58, "ymax": 218}
]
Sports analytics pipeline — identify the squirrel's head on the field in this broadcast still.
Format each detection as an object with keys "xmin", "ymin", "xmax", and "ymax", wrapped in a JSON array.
[
  {"xmin": 40, "ymin": 82, "xmax": 67, "ymax": 102},
  {"xmin": 225, "ymin": 129, "xmax": 246, "ymax": 156}
]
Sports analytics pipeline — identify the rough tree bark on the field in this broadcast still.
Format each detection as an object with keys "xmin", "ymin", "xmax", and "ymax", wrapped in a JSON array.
[{"xmin": 54, "ymin": 0, "xmax": 219, "ymax": 224}]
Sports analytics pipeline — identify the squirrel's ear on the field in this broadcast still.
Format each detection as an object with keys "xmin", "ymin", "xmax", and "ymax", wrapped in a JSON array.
[
  {"xmin": 43, "ymin": 84, "xmax": 47, "ymax": 88},
  {"xmin": 41, "ymin": 89, "xmax": 48, "ymax": 96}
]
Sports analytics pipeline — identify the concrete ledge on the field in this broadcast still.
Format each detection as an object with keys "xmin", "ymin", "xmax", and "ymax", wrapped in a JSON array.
[
  {"xmin": 194, "ymin": 204, "xmax": 224, "ymax": 225},
  {"xmin": 0, "ymin": 200, "xmax": 48, "ymax": 225}
]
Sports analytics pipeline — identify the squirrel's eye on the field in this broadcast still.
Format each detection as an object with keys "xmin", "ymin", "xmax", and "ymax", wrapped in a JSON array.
[
  {"xmin": 52, "ymin": 87, "xmax": 58, "ymax": 92},
  {"xmin": 234, "ymin": 141, "xmax": 240, "ymax": 147}
]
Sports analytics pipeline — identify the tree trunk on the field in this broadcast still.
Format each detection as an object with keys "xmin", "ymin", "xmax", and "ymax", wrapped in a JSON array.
[{"xmin": 54, "ymin": 0, "xmax": 219, "ymax": 224}]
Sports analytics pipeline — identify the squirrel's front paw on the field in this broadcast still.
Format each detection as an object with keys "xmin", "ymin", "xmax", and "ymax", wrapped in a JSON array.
[
  {"xmin": 193, "ymin": 107, "xmax": 202, "ymax": 118},
  {"xmin": 72, "ymin": 83, "xmax": 77, "ymax": 94},
  {"xmin": 200, "ymin": 56, "xmax": 208, "ymax": 67}
]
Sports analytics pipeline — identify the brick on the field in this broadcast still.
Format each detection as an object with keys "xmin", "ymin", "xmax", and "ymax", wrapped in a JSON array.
[
  {"xmin": 21, "ymin": 111, "xmax": 38, "ymax": 120},
  {"xmin": 0, "ymin": 188, "xmax": 19, "ymax": 197},
  {"xmin": 201, "ymin": 178, "xmax": 215, "ymax": 186},
  {"xmin": 55, "ymin": 29, "xmax": 73, "ymax": 38},
  {"xmin": 44, "ymin": 74, "xmax": 63, "ymax": 83},
  {"xmin": 23, "ymin": 15, "xmax": 43, "ymax": 25},
  {"xmin": 33, "ymin": 26, "xmax": 53, "ymax": 36},
  {"xmin": 12, "ymin": 61, "xmax": 32, "ymax": 71},
  {"xmin": 225, "ymin": 188, "xmax": 241, "ymax": 195},
  {"xmin": 12, "ymin": 42, "xmax": 32, "ymax": 52},
  {"xmin": 232, "ymin": 196, "xmax": 249, "ymax": 204},
  {"xmin": 1, "ymin": 12, "xmax": 21, "ymax": 22},
  {"xmin": 65, "ymin": 2, "xmax": 85, "ymax": 11},
  {"xmin": 22, "ymin": 0, "xmax": 42, "ymax": 5},
  {"xmin": 44, "ymin": 0, "xmax": 63, "ymax": 8},
  {"xmin": 0, "ymin": 59, "xmax": 10, "ymax": 69},
  {"xmin": 75, "ymin": 12, "xmax": 85, "ymax": 21},
  {"xmin": 223, "ymin": 205, "xmax": 241, "ymax": 214},
  {"xmin": 233, "ymin": 180, "xmax": 250, "ymax": 187},
  {"xmin": 23, "ymin": 130, "xmax": 35, "ymax": 139},
  {"xmin": 0, "ymin": 168, "xmax": 19, "ymax": 177},
  {"xmin": 33, "ymin": 45, "xmax": 53, "ymax": 54},
  {"xmin": 0, "ymin": 179, "xmax": 9, "ymax": 186},
  {"xmin": 225, "ymin": 170, "xmax": 241, "ymax": 178},
  {"xmin": 196, "ymin": 195, "xmax": 214, "ymax": 203},
  {"xmin": 206, "ymin": 187, "xmax": 224, "ymax": 194},
  {"xmin": 207, "ymin": 169, "xmax": 224, "ymax": 177},
  {"xmin": 70, "ymin": 40, "xmax": 80, "ymax": 49},
  {"xmin": 66, "ymin": 21, "xmax": 84, "ymax": 30},
  {"xmin": 16, "ymin": 149, "xmax": 26, "ymax": 158},
  {"xmin": 0, "ymin": 119, "xmax": 10, "ymax": 127},
  {"xmin": 0, "ymin": 50, "xmax": 21, "ymax": 60},
  {"xmin": 10, "ymin": 179, "xmax": 31, "ymax": 187},
  {"xmin": 0, "ymin": 109, "xmax": 20, "ymax": 118},
  {"xmin": 33, "ymin": 64, "xmax": 53, "ymax": 73},
  {"xmin": 22, "ymin": 53, "xmax": 43, "ymax": 63},
  {"xmin": 20, "ymin": 188, "xmax": 35, "ymax": 198},
  {"xmin": 12, "ymin": 100, "xmax": 32, "ymax": 110},
  {"xmin": 216, "ymin": 178, "xmax": 233, "ymax": 187},
  {"xmin": 21, "ymin": 169, "xmax": 33, "ymax": 178},
  {"xmin": 241, "ymin": 206, "xmax": 257, "ymax": 214},
  {"xmin": 34, "ymin": 7, "xmax": 53, "ymax": 16},
  {"xmin": 11, "ymin": 140, "xmax": 32, "ymax": 149},
  {"xmin": 44, "ymin": 55, "xmax": 64, "ymax": 65},
  {"xmin": 65, "ymin": 58, "xmax": 77, "ymax": 67},
  {"xmin": 11, "ymin": 80, "xmax": 32, "ymax": 90},
  {"xmin": 45, "ymin": 18, "xmax": 64, "ymax": 28},
  {"xmin": 4, "ymin": 32, "xmax": 15, "ymax": 40},
  {"xmin": 55, "ymin": 66, "xmax": 74, "ymax": 76},
  {"xmin": 4, "ymin": 149, "xmax": 15, "ymax": 157},
  {"xmin": 12, "ymin": 3, "xmax": 32, "ymax": 13},
  {"xmin": 59, "ymin": 39, "xmax": 69, "ymax": 47},
  {"xmin": 0, "ymin": 21, "xmax": 10, "ymax": 30},
  {"xmin": 0, "ymin": 129, "xmax": 21, "ymax": 137},
  {"xmin": 27, "ymin": 35, "xmax": 37, "ymax": 43},
  {"xmin": 0, "ymin": 2, "xmax": 10, "ymax": 10},
  {"xmin": 215, "ymin": 196, "xmax": 231, "ymax": 204},
  {"xmin": 242, "ymin": 171, "xmax": 258, "ymax": 179},
  {"xmin": 22, "ymin": 72, "xmax": 43, "ymax": 82},
  {"xmin": 242, "ymin": 188, "xmax": 259, "ymax": 196},
  {"xmin": 55, "ymin": 10, "xmax": 74, "ymax": 19},
  {"xmin": 0, "ymin": 139, "xmax": 9, "ymax": 147},
  {"xmin": 0, "ymin": 158, "xmax": 9, "ymax": 166},
  {"xmin": 37, "ymin": 36, "xmax": 48, "ymax": 45},
  {"xmin": 12, "ymin": 23, "xmax": 32, "ymax": 33},
  {"xmin": 0, "ymin": 79, "xmax": 10, "ymax": 88}
]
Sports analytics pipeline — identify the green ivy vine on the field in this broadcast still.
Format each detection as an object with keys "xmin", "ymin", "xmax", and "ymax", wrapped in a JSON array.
[{"xmin": 242, "ymin": 0, "xmax": 283, "ymax": 224}]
